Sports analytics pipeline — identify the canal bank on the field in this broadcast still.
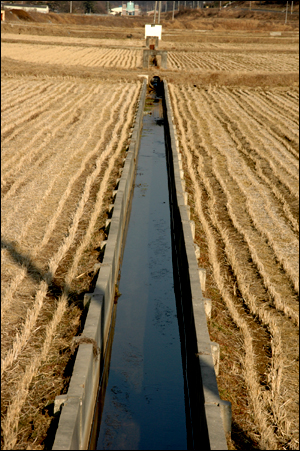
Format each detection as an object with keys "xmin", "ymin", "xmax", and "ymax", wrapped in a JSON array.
[{"xmin": 52, "ymin": 78, "xmax": 229, "ymax": 451}]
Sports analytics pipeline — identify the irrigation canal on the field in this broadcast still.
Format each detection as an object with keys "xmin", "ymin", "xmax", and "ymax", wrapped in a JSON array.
[
  {"xmin": 89, "ymin": 81, "xmax": 190, "ymax": 450},
  {"xmin": 52, "ymin": 78, "xmax": 228, "ymax": 451}
]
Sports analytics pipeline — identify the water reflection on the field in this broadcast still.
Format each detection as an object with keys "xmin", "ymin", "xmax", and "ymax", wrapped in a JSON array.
[{"xmin": 94, "ymin": 96, "xmax": 187, "ymax": 450}]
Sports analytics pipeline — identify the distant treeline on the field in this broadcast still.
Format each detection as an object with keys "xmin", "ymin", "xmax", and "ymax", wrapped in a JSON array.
[{"xmin": 2, "ymin": 1, "xmax": 297, "ymax": 14}]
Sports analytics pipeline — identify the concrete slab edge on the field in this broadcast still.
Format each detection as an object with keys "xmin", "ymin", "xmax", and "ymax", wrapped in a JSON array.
[
  {"xmin": 52, "ymin": 79, "xmax": 147, "ymax": 451},
  {"xmin": 163, "ymin": 80, "xmax": 229, "ymax": 450}
]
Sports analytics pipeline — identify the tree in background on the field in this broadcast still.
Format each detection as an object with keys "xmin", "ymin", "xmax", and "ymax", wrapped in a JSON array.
[{"xmin": 83, "ymin": 0, "xmax": 95, "ymax": 13}]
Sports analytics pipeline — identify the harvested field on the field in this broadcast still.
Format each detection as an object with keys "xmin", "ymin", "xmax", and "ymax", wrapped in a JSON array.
[
  {"xmin": 168, "ymin": 50, "xmax": 298, "ymax": 72},
  {"xmin": 1, "ymin": 75, "xmax": 142, "ymax": 450},
  {"xmin": 168, "ymin": 84, "xmax": 299, "ymax": 449},
  {"xmin": 1, "ymin": 4, "xmax": 299, "ymax": 450},
  {"xmin": 1, "ymin": 42, "xmax": 143, "ymax": 69},
  {"xmin": 1, "ymin": 37, "xmax": 298, "ymax": 73},
  {"xmin": 0, "ymin": 32, "xmax": 144, "ymax": 48}
]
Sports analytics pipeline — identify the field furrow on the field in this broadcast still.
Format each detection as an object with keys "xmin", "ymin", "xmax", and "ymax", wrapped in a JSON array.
[
  {"xmin": 1, "ymin": 83, "xmax": 132, "ymax": 321},
  {"xmin": 167, "ymin": 52, "xmax": 184, "ymax": 70},
  {"xmin": 169, "ymin": 83, "xmax": 299, "ymax": 449},
  {"xmin": 2, "ymin": 95, "xmax": 85, "ymax": 202},
  {"xmin": 2, "ymin": 292, "xmax": 69, "ymax": 451},
  {"xmin": 1, "ymin": 75, "xmax": 142, "ymax": 449},
  {"xmin": 1, "ymin": 42, "xmax": 140, "ymax": 69},
  {"xmin": 199, "ymin": 88, "xmax": 299, "ymax": 293},
  {"xmin": 169, "ymin": 83, "xmax": 278, "ymax": 449},
  {"xmin": 0, "ymin": 78, "xmax": 21, "ymax": 97},
  {"xmin": 1, "ymin": 81, "xmax": 79, "ymax": 178},
  {"xmin": 260, "ymin": 90, "xmax": 300, "ymax": 120},
  {"xmin": 1, "ymin": 79, "xmax": 73, "ymax": 150},
  {"xmin": 1, "ymin": 86, "xmax": 121, "ymax": 321},
  {"xmin": 237, "ymin": 90, "xmax": 299, "ymax": 151},
  {"xmin": 96, "ymin": 49, "xmax": 118, "ymax": 67},
  {"xmin": 117, "ymin": 49, "xmax": 127, "ymax": 68},
  {"xmin": 209, "ymin": 87, "xmax": 299, "ymax": 201},
  {"xmin": 2, "ymin": 85, "xmax": 140, "ymax": 448},
  {"xmin": 229, "ymin": 90, "xmax": 299, "ymax": 177},
  {"xmin": 78, "ymin": 47, "xmax": 97, "ymax": 66},
  {"xmin": 1, "ymin": 81, "xmax": 53, "ymax": 117},
  {"xmin": 95, "ymin": 48, "xmax": 111, "ymax": 67},
  {"xmin": 167, "ymin": 51, "xmax": 299, "ymax": 72},
  {"xmin": 210, "ymin": 92, "xmax": 299, "ymax": 234},
  {"xmin": 187, "ymin": 85, "xmax": 298, "ymax": 315},
  {"xmin": 1, "ymin": 84, "xmax": 137, "ymax": 375},
  {"xmin": 1, "ymin": 82, "xmax": 136, "ymax": 341},
  {"xmin": 207, "ymin": 88, "xmax": 299, "ymax": 232},
  {"xmin": 286, "ymin": 90, "xmax": 299, "ymax": 102},
  {"xmin": 184, "ymin": 86, "xmax": 299, "ymax": 324}
]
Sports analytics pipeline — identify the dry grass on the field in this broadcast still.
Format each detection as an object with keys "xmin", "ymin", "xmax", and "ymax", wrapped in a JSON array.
[
  {"xmin": 1, "ymin": 43, "xmax": 143, "ymax": 70},
  {"xmin": 168, "ymin": 50, "xmax": 298, "ymax": 72},
  {"xmin": 1, "ymin": 75, "xmax": 141, "ymax": 449},
  {"xmin": 169, "ymin": 83, "xmax": 299, "ymax": 449}
]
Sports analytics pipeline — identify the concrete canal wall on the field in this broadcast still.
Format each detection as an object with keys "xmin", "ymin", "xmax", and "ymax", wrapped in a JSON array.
[
  {"xmin": 163, "ymin": 80, "xmax": 230, "ymax": 450},
  {"xmin": 52, "ymin": 79, "xmax": 147, "ymax": 450},
  {"xmin": 52, "ymin": 78, "xmax": 230, "ymax": 450}
]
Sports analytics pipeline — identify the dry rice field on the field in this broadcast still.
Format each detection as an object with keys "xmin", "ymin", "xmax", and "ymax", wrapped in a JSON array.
[
  {"xmin": 167, "ymin": 50, "xmax": 299, "ymax": 72},
  {"xmin": 1, "ymin": 38, "xmax": 299, "ymax": 72},
  {"xmin": 1, "ymin": 9, "xmax": 299, "ymax": 451},
  {"xmin": 1, "ymin": 75, "xmax": 142, "ymax": 449},
  {"xmin": 1, "ymin": 42, "xmax": 143, "ymax": 70},
  {"xmin": 169, "ymin": 84, "xmax": 299, "ymax": 449}
]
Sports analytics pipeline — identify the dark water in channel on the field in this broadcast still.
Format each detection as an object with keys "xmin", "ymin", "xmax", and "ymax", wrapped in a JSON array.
[{"xmin": 94, "ymin": 95, "xmax": 187, "ymax": 450}]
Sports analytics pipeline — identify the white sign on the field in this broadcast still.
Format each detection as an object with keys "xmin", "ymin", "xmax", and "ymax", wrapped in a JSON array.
[{"xmin": 145, "ymin": 24, "xmax": 162, "ymax": 40}]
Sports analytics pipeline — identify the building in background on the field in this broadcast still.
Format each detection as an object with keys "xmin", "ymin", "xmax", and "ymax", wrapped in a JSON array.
[{"xmin": 117, "ymin": 1, "xmax": 140, "ymax": 16}]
